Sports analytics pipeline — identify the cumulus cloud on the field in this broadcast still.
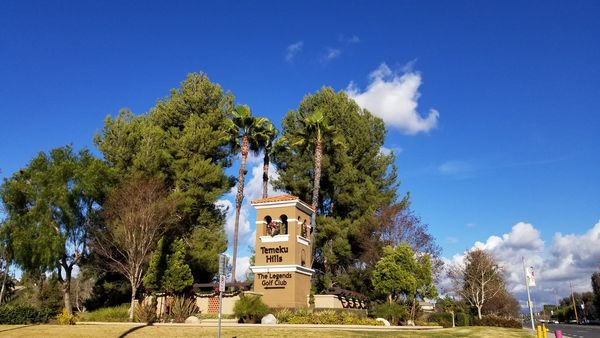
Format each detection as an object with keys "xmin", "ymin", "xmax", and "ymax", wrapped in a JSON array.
[
  {"xmin": 233, "ymin": 256, "xmax": 251, "ymax": 281},
  {"xmin": 442, "ymin": 220, "xmax": 600, "ymax": 307},
  {"xmin": 285, "ymin": 41, "xmax": 303, "ymax": 62},
  {"xmin": 347, "ymin": 63, "xmax": 439, "ymax": 134},
  {"xmin": 219, "ymin": 152, "xmax": 284, "ymax": 253}
]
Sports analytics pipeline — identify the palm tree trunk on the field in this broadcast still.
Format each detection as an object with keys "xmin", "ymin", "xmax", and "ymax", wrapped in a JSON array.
[
  {"xmin": 311, "ymin": 138, "xmax": 322, "ymax": 228},
  {"xmin": 232, "ymin": 135, "xmax": 249, "ymax": 283},
  {"xmin": 262, "ymin": 151, "xmax": 269, "ymax": 199}
]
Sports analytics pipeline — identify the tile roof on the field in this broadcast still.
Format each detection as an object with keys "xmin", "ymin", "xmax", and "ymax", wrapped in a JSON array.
[{"xmin": 251, "ymin": 194, "xmax": 314, "ymax": 211}]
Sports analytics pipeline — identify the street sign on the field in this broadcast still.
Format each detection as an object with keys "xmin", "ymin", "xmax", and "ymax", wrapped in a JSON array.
[
  {"xmin": 219, "ymin": 274, "xmax": 226, "ymax": 291},
  {"xmin": 218, "ymin": 254, "xmax": 228, "ymax": 275},
  {"xmin": 526, "ymin": 266, "xmax": 536, "ymax": 287}
]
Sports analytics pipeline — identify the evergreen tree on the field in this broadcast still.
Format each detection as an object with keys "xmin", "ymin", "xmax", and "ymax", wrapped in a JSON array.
[
  {"xmin": 272, "ymin": 87, "xmax": 398, "ymax": 291},
  {"xmin": 162, "ymin": 239, "xmax": 194, "ymax": 294},
  {"xmin": 143, "ymin": 237, "xmax": 168, "ymax": 294},
  {"xmin": 95, "ymin": 73, "xmax": 233, "ymax": 282}
]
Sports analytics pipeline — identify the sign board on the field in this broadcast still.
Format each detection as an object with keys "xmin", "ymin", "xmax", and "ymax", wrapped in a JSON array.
[
  {"xmin": 526, "ymin": 266, "xmax": 536, "ymax": 287},
  {"xmin": 218, "ymin": 254, "xmax": 228, "ymax": 276},
  {"xmin": 219, "ymin": 274, "xmax": 226, "ymax": 291}
]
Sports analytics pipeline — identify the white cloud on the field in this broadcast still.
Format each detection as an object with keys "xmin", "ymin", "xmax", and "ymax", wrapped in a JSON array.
[
  {"xmin": 233, "ymin": 256, "xmax": 251, "ymax": 282},
  {"xmin": 219, "ymin": 153, "xmax": 284, "ymax": 253},
  {"xmin": 323, "ymin": 47, "xmax": 341, "ymax": 61},
  {"xmin": 442, "ymin": 220, "xmax": 600, "ymax": 308},
  {"xmin": 285, "ymin": 41, "xmax": 303, "ymax": 62},
  {"xmin": 347, "ymin": 63, "xmax": 439, "ymax": 134}
]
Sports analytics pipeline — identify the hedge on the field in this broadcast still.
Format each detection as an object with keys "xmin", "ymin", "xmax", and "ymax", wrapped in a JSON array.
[
  {"xmin": 0, "ymin": 305, "xmax": 52, "ymax": 324},
  {"xmin": 473, "ymin": 314, "xmax": 521, "ymax": 328}
]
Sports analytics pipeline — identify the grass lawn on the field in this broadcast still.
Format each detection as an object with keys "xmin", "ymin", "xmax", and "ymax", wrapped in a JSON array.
[{"xmin": 0, "ymin": 324, "xmax": 533, "ymax": 337}]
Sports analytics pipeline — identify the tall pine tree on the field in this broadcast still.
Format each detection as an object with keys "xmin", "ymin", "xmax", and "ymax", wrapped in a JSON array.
[
  {"xmin": 272, "ymin": 88, "xmax": 398, "ymax": 292},
  {"xmin": 95, "ymin": 73, "xmax": 232, "ymax": 282}
]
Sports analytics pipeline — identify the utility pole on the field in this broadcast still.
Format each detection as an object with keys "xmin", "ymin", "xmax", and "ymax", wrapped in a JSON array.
[
  {"xmin": 523, "ymin": 257, "xmax": 535, "ymax": 331},
  {"xmin": 570, "ymin": 281, "xmax": 579, "ymax": 323}
]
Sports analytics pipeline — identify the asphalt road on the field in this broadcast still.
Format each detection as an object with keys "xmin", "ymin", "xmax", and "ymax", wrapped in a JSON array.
[{"xmin": 543, "ymin": 323, "xmax": 600, "ymax": 338}]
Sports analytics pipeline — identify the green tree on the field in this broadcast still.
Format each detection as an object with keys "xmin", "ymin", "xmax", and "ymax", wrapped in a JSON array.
[
  {"xmin": 186, "ymin": 226, "xmax": 227, "ymax": 283},
  {"xmin": 272, "ymin": 88, "xmax": 398, "ymax": 290},
  {"xmin": 162, "ymin": 239, "xmax": 194, "ymax": 294},
  {"xmin": 371, "ymin": 243, "xmax": 436, "ymax": 320},
  {"xmin": 226, "ymin": 105, "xmax": 269, "ymax": 282},
  {"xmin": 143, "ymin": 237, "xmax": 168, "ymax": 294},
  {"xmin": 95, "ymin": 73, "xmax": 234, "ymax": 282},
  {"xmin": 371, "ymin": 245, "xmax": 418, "ymax": 304},
  {"xmin": 592, "ymin": 271, "xmax": 600, "ymax": 319},
  {"xmin": 0, "ymin": 146, "xmax": 113, "ymax": 314}
]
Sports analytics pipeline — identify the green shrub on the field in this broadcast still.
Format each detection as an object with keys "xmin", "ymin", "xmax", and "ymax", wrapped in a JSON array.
[
  {"xmin": 56, "ymin": 308, "xmax": 78, "ymax": 325},
  {"xmin": 311, "ymin": 310, "xmax": 340, "ymax": 324},
  {"xmin": 342, "ymin": 312, "xmax": 382, "ymax": 326},
  {"xmin": 371, "ymin": 302, "xmax": 408, "ymax": 325},
  {"xmin": 78, "ymin": 304, "xmax": 130, "ymax": 322},
  {"xmin": 473, "ymin": 314, "xmax": 521, "ymax": 328},
  {"xmin": 196, "ymin": 313, "xmax": 235, "ymax": 320},
  {"xmin": 455, "ymin": 312, "xmax": 470, "ymax": 326},
  {"xmin": 274, "ymin": 308, "xmax": 293, "ymax": 323},
  {"xmin": 0, "ymin": 304, "xmax": 51, "ymax": 324},
  {"xmin": 274, "ymin": 308, "xmax": 381, "ymax": 326},
  {"xmin": 287, "ymin": 314, "xmax": 311, "ymax": 324},
  {"xmin": 427, "ymin": 312, "xmax": 453, "ymax": 328},
  {"xmin": 168, "ymin": 296, "xmax": 197, "ymax": 323},
  {"xmin": 233, "ymin": 294, "xmax": 270, "ymax": 323}
]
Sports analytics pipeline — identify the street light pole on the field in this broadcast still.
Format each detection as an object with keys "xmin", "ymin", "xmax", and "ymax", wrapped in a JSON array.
[
  {"xmin": 523, "ymin": 257, "xmax": 535, "ymax": 331},
  {"xmin": 570, "ymin": 281, "xmax": 579, "ymax": 324}
]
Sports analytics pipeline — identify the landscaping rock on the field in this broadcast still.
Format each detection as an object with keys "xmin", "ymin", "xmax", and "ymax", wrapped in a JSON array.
[
  {"xmin": 261, "ymin": 314, "xmax": 278, "ymax": 324},
  {"xmin": 407, "ymin": 319, "xmax": 415, "ymax": 326},
  {"xmin": 375, "ymin": 318, "xmax": 391, "ymax": 326},
  {"xmin": 185, "ymin": 316, "xmax": 201, "ymax": 324}
]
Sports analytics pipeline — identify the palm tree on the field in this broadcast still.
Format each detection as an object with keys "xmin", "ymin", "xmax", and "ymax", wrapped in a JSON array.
[
  {"xmin": 288, "ymin": 109, "xmax": 340, "ymax": 225},
  {"xmin": 227, "ymin": 105, "xmax": 268, "ymax": 283},
  {"xmin": 259, "ymin": 121, "xmax": 278, "ymax": 199}
]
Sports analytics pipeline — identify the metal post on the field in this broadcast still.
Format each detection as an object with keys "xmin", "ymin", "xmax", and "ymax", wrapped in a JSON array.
[
  {"xmin": 523, "ymin": 257, "xmax": 535, "ymax": 331},
  {"xmin": 217, "ymin": 254, "xmax": 227, "ymax": 338},
  {"xmin": 218, "ymin": 277, "xmax": 223, "ymax": 338}
]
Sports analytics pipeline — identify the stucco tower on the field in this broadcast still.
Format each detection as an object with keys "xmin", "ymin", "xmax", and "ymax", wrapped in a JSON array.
[{"xmin": 249, "ymin": 195, "xmax": 315, "ymax": 308}]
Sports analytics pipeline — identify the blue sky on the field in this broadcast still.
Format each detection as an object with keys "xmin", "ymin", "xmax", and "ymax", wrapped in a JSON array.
[{"xmin": 1, "ymin": 1, "xmax": 599, "ymax": 305}]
